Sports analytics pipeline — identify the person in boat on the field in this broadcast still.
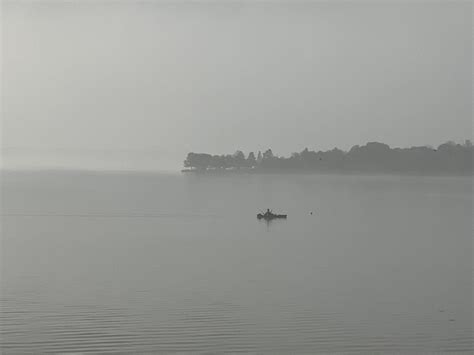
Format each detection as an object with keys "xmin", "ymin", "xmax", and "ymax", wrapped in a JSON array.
[{"xmin": 264, "ymin": 208, "xmax": 273, "ymax": 217}]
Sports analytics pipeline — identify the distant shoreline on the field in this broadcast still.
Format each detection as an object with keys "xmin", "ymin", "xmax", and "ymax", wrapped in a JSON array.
[
  {"xmin": 181, "ymin": 168, "xmax": 473, "ymax": 177},
  {"xmin": 1, "ymin": 168, "xmax": 472, "ymax": 178},
  {"xmin": 182, "ymin": 141, "xmax": 473, "ymax": 176}
]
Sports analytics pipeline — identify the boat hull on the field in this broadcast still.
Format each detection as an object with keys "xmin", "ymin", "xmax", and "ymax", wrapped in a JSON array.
[{"xmin": 257, "ymin": 214, "xmax": 287, "ymax": 220}]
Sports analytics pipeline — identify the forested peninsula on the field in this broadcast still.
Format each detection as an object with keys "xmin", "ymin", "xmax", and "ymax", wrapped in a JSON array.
[{"xmin": 183, "ymin": 141, "xmax": 473, "ymax": 175}]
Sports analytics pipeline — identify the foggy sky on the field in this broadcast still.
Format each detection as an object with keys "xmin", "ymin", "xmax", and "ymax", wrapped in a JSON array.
[{"xmin": 2, "ymin": 1, "xmax": 472, "ymax": 170}]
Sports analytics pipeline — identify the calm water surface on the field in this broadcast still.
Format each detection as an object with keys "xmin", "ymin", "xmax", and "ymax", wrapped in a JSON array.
[{"xmin": 1, "ymin": 171, "xmax": 472, "ymax": 353}]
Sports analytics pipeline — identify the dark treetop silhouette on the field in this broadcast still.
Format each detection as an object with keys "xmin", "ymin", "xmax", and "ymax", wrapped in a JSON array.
[{"xmin": 183, "ymin": 141, "xmax": 473, "ymax": 175}]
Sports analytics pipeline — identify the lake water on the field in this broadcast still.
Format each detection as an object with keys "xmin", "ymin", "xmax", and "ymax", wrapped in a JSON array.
[{"xmin": 1, "ymin": 171, "xmax": 472, "ymax": 353}]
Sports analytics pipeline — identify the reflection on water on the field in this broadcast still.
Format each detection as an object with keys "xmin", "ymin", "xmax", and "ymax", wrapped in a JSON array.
[{"xmin": 1, "ymin": 171, "xmax": 472, "ymax": 353}]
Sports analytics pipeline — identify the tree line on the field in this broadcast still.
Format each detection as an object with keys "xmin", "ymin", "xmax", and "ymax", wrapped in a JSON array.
[{"xmin": 183, "ymin": 140, "xmax": 473, "ymax": 174}]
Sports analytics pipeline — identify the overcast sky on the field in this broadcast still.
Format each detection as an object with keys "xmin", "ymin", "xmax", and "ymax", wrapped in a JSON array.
[{"xmin": 2, "ymin": 0, "xmax": 472, "ymax": 170}]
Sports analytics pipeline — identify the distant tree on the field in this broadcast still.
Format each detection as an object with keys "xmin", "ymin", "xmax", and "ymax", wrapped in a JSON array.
[
  {"xmin": 184, "ymin": 152, "xmax": 200, "ymax": 169},
  {"xmin": 260, "ymin": 149, "xmax": 276, "ymax": 169},
  {"xmin": 233, "ymin": 150, "xmax": 246, "ymax": 169},
  {"xmin": 209, "ymin": 155, "xmax": 221, "ymax": 169},
  {"xmin": 300, "ymin": 148, "xmax": 310, "ymax": 163},
  {"xmin": 257, "ymin": 151, "xmax": 263, "ymax": 164},
  {"xmin": 219, "ymin": 155, "xmax": 228, "ymax": 169},
  {"xmin": 349, "ymin": 145, "xmax": 360, "ymax": 154},
  {"xmin": 224, "ymin": 154, "xmax": 234, "ymax": 168},
  {"xmin": 184, "ymin": 152, "xmax": 213, "ymax": 170},
  {"xmin": 183, "ymin": 154, "xmax": 192, "ymax": 168},
  {"xmin": 247, "ymin": 152, "xmax": 257, "ymax": 168},
  {"xmin": 438, "ymin": 142, "xmax": 457, "ymax": 153},
  {"xmin": 263, "ymin": 149, "xmax": 274, "ymax": 160}
]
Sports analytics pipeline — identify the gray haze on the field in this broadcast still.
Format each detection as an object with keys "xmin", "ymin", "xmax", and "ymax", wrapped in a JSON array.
[{"xmin": 2, "ymin": 1, "xmax": 472, "ymax": 170}]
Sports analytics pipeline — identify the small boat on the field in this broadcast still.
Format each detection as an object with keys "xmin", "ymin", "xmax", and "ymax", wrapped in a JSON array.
[{"xmin": 257, "ymin": 209, "xmax": 287, "ymax": 220}]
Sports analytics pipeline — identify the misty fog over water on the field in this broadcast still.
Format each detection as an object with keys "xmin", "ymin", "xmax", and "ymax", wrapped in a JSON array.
[
  {"xmin": 1, "ymin": 1, "xmax": 472, "ymax": 353},
  {"xmin": 2, "ymin": 1, "xmax": 471, "ymax": 171}
]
